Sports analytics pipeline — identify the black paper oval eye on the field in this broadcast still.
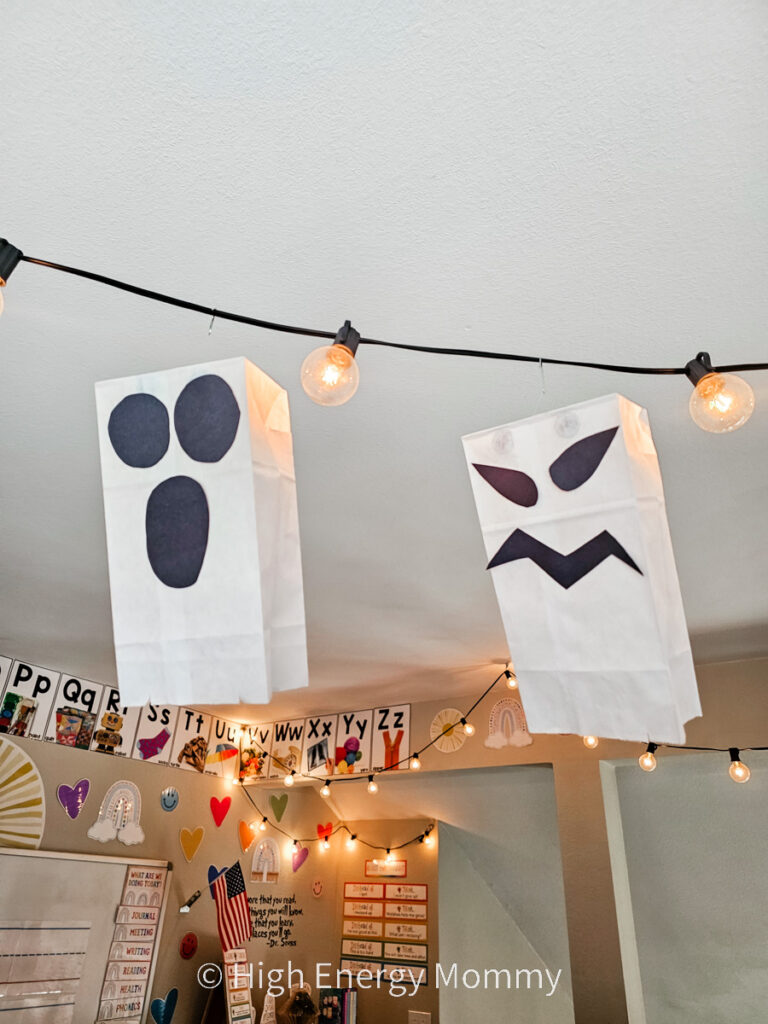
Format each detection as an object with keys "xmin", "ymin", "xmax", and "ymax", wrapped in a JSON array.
[
  {"xmin": 549, "ymin": 426, "xmax": 618, "ymax": 491},
  {"xmin": 472, "ymin": 464, "xmax": 538, "ymax": 507},
  {"xmin": 174, "ymin": 374, "xmax": 240, "ymax": 463},
  {"xmin": 108, "ymin": 394, "xmax": 170, "ymax": 468},
  {"xmin": 145, "ymin": 476, "xmax": 209, "ymax": 588}
]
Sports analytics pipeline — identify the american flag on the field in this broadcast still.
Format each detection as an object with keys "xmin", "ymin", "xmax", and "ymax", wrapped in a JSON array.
[{"xmin": 212, "ymin": 861, "xmax": 251, "ymax": 951}]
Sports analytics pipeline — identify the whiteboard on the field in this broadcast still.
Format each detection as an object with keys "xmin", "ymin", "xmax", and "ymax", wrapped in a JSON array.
[{"xmin": 0, "ymin": 849, "xmax": 171, "ymax": 1024}]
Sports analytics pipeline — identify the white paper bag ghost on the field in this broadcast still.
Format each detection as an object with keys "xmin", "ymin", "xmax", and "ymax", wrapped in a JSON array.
[
  {"xmin": 462, "ymin": 394, "xmax": 701, "ymax": 743},
  {"xmin": 95, "ymin": 357, "xmax": 309, "ymax": 707}
]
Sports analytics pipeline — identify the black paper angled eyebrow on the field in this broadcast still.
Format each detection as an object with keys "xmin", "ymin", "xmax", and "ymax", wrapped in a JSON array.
[
  {"xmin": 548, "ymin": 426, "xmax": 619, "ymax": 491},
  {"xmin": 472, "ymin": 464, "xmax": 539, "ymax": 507}
]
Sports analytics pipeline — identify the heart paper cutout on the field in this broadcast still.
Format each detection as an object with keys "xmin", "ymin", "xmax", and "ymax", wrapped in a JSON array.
[
  {"xmin": 239, "ymin": 820, "xmax": 256, "ymax": 852},
  {"xmin": 292, "ymin": 846, "xmax": 309, "ymax": 872},
  {"xmin": 210, "ymin": 796, "xmax": 231, "ymax": 828},
  {"xmin": 208, "ymin": 864, "xmax": 227, "ymax": 897},
  {"xmin": 270, "ymin": 793, "xmax": 288, "ymax": 822},
  {"xmin": 179, "ymin": 826, "xmax": 204, "ymax": 863},
  {"xmin": 317, "ymin": 822, "xmax": 333, "ymax": 840},
  {"xmin": 151, "ymin": 987, "xmax": 178, "ymax": 1024},
  {"xmin": 57, "ymin": 779, "xmax": 90, "ymax": 819}
]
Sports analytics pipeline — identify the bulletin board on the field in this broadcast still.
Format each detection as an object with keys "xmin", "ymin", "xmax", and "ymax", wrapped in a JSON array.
[{"xmin": 0, "ymin": 848, "xmax": 171, "ymax": 1024}]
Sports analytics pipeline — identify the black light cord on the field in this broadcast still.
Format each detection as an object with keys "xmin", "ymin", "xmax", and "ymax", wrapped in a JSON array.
[
  {"xmin": 16, "ymin": 253, "xmax": 768, "ymax": 375},
  {"xmin": 238, "ymin": 669, "xmax": 507, "ymax": 786},
  {"xmin": 239, "ymin": 785, "xmax": 434, "ymax": 852}
]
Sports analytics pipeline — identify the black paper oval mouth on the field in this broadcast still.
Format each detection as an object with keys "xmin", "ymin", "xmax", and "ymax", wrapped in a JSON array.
[
  {"xmin": 108, "ymin": 393, "xmax": 170, "ymax": 468},
  {"xmin": 145, "ymin": 476, "xmax": 209, "ymax": 588},
  {"xmin": 174, "ymin": 374, "xmax": 240, "ymax": 463}
]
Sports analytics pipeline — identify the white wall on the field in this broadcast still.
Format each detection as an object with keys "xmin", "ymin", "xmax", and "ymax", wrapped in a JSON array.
[
  {"xmin": 603, "ymin": 750, "xmax": 768, "ymax": 1022},
  {"xmin": 436, "ymin": 766, "xmax": 574, "ymax": 1023}
]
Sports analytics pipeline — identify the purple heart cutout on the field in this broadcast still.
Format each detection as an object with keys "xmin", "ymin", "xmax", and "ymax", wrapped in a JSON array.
[
  {"xmin": 208, "ymin": 864, "xmax": 226, "ymax": 897},
  {"xmin": 292, "ymin": 846, "xmax": 309, "ymax": 872},
  {"xmin": 57, "ymin": 779, "xmax": 90, "ymax": 819}
]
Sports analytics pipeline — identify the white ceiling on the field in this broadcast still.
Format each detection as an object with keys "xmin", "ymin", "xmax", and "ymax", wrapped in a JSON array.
[{"xmin": 1, "ymin": 1, "xmax": 766, "ymax": 720}]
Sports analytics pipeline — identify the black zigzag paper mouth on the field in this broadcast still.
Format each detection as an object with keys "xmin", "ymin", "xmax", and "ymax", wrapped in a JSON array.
[{"xmin": 487, "ymin": 529, "xmax": 642, "ymax": 589}]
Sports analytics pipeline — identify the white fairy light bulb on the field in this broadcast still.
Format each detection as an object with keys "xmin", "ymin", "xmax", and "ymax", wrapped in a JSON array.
[
  {"xmin": 301, "ymin": 322, "xmax": 361, "ymax": 407},
  {"xmin": 320, "ymin": 837, "xmax": 329, "ymax": 853},
  {"xmin": 639, "ymin": 743, "xmax": 658, "ymax": 772},
  {"xmin": 685, "ymin": 352, "xmax": 755, "ymax": 433},
  {"xmin": 284, "ymin": 771, "xmax": 295, "ymax": 787},
  {"xmin": 285, "ymin": 839, "xmax": 296, "ymax": 856},
  {"xmin": 367, "ymin": 775, "xmax": 379, "ymax": 795},
  {"xmin": 385, "ymin": 848, "xmax": 393, "ymax": 864},
  {"xmin": 423, "ymin": 829, "xmax": 434, "ymax": 847},
  {"xmin": 410, "ymin": 753, "xmax": 421, "ymax": 770},
  {"xmin": 506, "ymin": 669, "xmax": 518, "ymax": 690},
  {"xmin": 320, "ymin": 781, "xmax": 331, "ymax": 798},
  {"xmin": 583, "ymin": 735, "xmax": 599, "ymax": 750},
  {"xmin": 259, "ymin": 817, "xmax": 268, "ymax": 832},
  {"xmin": 728, "ymin": 749, "xmax": 751, "ymax": 783},
  {"xmin": 346, "ymin": 834, "xmax": 357, "ymax": 850},
  {"xmin": 461, "ymin": 718, "xmax": 475, "ymax": 737}
]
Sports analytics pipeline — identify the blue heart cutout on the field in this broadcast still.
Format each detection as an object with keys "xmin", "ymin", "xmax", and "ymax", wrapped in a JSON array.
[
  {"xmin": 208, "ymin": 864, "xmax": 226, "ymax": 897},
  {"xmin": 151, "ymin": 987, "xmax": 178, "ymax": 1024}
]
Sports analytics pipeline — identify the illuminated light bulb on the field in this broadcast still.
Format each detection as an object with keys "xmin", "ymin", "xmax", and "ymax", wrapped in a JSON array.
[
  {"xmin": 385, "ymin": 849, "xmax": 393, "ymax": 864},
  {"xmin": 285, "ymin": 839, "xmax": 296, "ymax": 856},
  {"xmin": 230, "ymin": 776, "xmax": 239, "ymax": 786},
  {"xmin": 320, "ymin": 781, "xmax": 331, "ymax": 798},
  {"xmin": 367, "ymin": 775, "xmax": 378, "ymax": 795},
  {"xmin": 506, "ymin": 670, "xmax": 518, "ymax": 690},
  {"xmin": 729, "ymin": 748, "xmax": 751, "ymax": 784},
  {"xmin": 259, "ymin": 817, "xmax": 268, "ymax": 832},
  {"xmin": 639, "ymin": 743, "xmax": 658, "ymax": 773},
  {"xmin": 320, "ymin": 838, "xmax": 330, "ymax": 853},
  {"xmin": 410, "ymin": 754, "xmax": 421, "ymax": 771},
  {"xmin": 423, "ymin": 831, "xmax": 434, "ymax": 847},
  {"xmin": 685, "ymin": 352, "xmax": 755, "ymax": 434},
  {"xmin": 300, "ymin": 321, "xmax": 361, "ymax": 407},
  {"xmin": 346, "ymin": 834, "xmax": 357, "ymax": 850},
  {"xmin": 284, "ymin": 771, "xmax": 295, "ymax": 787},
  {"xmin": 461, "ymin": 718, "xmax": 475, "ymax": 737},
  {"xmin": 583, "ymin": 735, "xmax": 599, "ymax": 750}
]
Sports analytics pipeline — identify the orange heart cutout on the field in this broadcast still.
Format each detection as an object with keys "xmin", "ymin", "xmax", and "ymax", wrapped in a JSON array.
[
  {"xmin": 239, "ymin": 819, "xmax": 256, "ymax": 852},
  {"xmin": 317, "ymin": 822, "xmax": 333, "ymax": 840},
  {"xmin": 179, "ymin": 826, "xmax": 205, "ymax": 862}
]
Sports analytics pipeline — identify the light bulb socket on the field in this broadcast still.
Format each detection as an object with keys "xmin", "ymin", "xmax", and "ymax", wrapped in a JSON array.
[
  {"xmin": 684, "ymin": 351, "xmax": 716, "ymax": 386},
  {"xmin": 0, "ymin": 239, "xmax": 23, "ymax": 287},
  {"xmin": 729, "ymin": 747, "xmax": 741, "ymax": 763},
  {"xmin": 646, "ymin": 743, "xmax": 658, "ymax": 755},
  {"xmin": 334, "ymin": 320, "xmax": 361, "ymax": 358}
]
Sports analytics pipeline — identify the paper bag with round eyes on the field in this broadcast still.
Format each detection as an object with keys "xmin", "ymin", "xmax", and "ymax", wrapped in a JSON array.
[
  {"xmin": 95, "ymin": 357, "xmax": 309, "ymax": 707},
  {"xmin": 462, "ymin": 394, "xmax": 701, "ymax": 743}
]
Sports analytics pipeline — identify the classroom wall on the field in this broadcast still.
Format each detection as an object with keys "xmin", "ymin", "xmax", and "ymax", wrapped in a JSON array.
[
  {"xmin": 400, "ymin": 655, "xmax": 768, "ymax": 1023},
  {"xmin": 4, "ymin": 655, "xmax": 766, "ymax": 1024},
  {"xmin": 4, "ymin": 735, "xmax": 324, "ymax": 1023}
]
